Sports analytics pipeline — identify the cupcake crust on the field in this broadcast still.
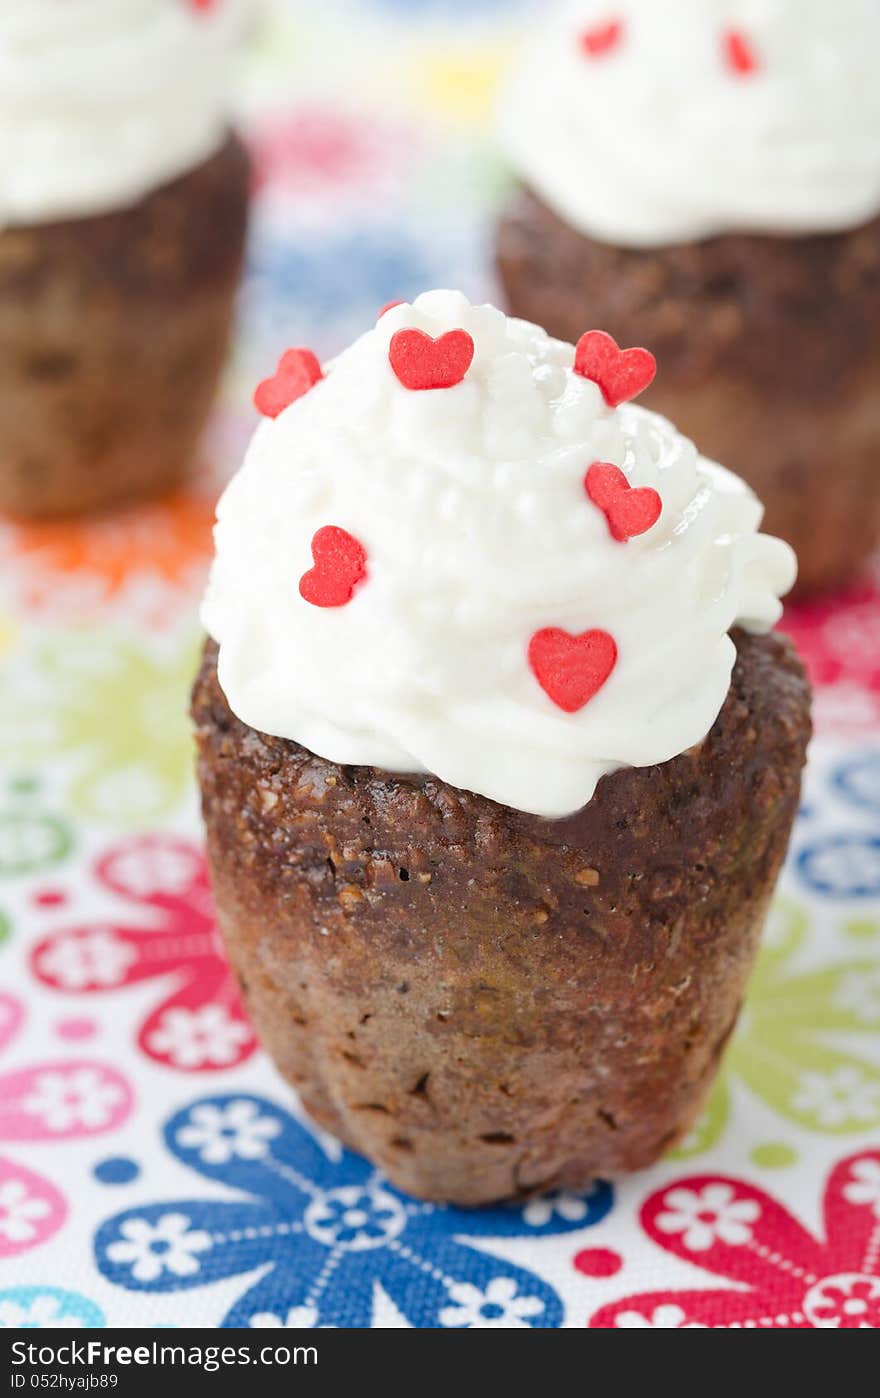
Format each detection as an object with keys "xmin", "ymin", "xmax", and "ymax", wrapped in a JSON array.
[
  {"xmin": 497, "ymin": 188, "xmax": 880, "ymax": 595},
  {"xmin": 0, "ymin": 133, "xmax": 249, "ymax": 518},
  {"xmin": 193, "ymin": 630, "xmax": 810, "ymax": 1204},
  {"xmin": 497, "ymin": 186, "xmax": 880, "ymax": 393}
]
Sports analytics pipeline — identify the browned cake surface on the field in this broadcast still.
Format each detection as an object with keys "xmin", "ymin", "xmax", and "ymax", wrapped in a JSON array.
[
  {"xmin": 0, "ymin": 134, "xmax": 250, "ymax": 519},
  {"xmin": 193, "ymin": 630, "xmax": 811, "ymax": 1205},
  {"xmin": 497, "ymin": 188, "xmax": 880, "ymax": 595}
]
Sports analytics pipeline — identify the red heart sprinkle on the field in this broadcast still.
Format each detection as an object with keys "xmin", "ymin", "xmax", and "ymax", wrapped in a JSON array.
[
  {"xmin": 579, "ymin": 19, "xmax": 624, "ymax": 59},
  {"xmin": 528, "ymin": 628, "xmax": 618, "ymax": 714},
  {"xmin": 723, "ymin": 29, "xmax": 760, "ymax": 77},
  {"xmin": 389, "ymin": 328, "xmax": 475, "ymax": 392},
  {"xmin": 254, "ymin": 348, "xmax": 324, "ymax": 419},
  {"xmin": 299, "ymin": 527, "xmax": 367, "ymax": 609},
  {"xmin": 378, "ymin": 300, "xmax": 405, "ymax": 318},
  {"xmin": 574, "ymin": 330, "xmax": 657, "ymax": 408},
  {"xmin": 585, "ymin": 462, "xmax": 662, "ymax": 542}
]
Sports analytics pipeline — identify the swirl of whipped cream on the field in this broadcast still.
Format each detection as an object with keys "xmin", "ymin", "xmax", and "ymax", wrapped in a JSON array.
[
  {"xmin": 498, "ymin": 0, "xmax": 880, "ymax": 246},
  {"xmin": 202, "ymin": 290, "xmax": 796, "ymax": 819},
  {"xmin": 0, "ymin": 1, "xmax": 248, "ymax": 228}
]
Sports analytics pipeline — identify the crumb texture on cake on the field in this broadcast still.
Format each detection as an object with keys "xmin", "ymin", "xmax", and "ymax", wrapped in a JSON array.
[
  {"xmin": 498, "ymin": 190, "xmax": 880, "ymax": 596},
  {"xmin": 0, "ymin": 135, "xmax": 249, "ymax": 518},
  {"xmin": 192, "ymin": 629, "xmax": 811, "ymax": 1205}
]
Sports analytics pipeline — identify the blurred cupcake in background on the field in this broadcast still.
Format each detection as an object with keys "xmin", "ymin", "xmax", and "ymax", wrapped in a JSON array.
[
  {"xmin": 496, "ymin": 0, "xmax": 880, "ymax": 596},
  {"xmin": 0, "ymin": 0, "xmax": 252, "ymax": 519}
]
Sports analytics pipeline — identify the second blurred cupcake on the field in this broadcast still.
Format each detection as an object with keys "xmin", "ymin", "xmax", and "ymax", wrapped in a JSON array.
[
  {"xmin": 0, "ymin": 0, "xmax": 251, "ymax": 519},
  {"xmin": 496, "ymin": 0, "xmax": 880, "ymax": 596}
]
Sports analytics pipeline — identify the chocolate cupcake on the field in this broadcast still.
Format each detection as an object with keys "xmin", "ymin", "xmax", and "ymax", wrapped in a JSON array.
[
  {"xmin": 194, "ymin": 290, "xmax": 810, "ymax": 1205},
  {"xmin": 0, "ymin": 1, "xmax": 251, "ymax": 518},
  {"xmin": 496, "ymin": 1, "xmax": 880, "ymax": 596}
]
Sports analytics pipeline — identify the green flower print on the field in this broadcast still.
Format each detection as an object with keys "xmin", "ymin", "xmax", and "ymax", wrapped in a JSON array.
[
  {"xmin": 676, "ymin": 899, "xmax": 880, "ymax": 1157},
  {"xmin": 0, "ymin": 632, "xmax": 200, "ymax": 829},
  {"xmin": 0, "ymin": 779, "xmax": 73, "ymax": 879}
]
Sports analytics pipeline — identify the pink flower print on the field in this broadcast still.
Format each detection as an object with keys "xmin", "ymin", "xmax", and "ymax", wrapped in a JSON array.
[
  {"xmin": 591, "ymin": 1152, "xmax": 880, "ymax": 1329},
  {"xmin": 1, "ymin": 1064, "xmax": 132, "ymax": 1141},
  {"xmin": 249, "ymin": 105, "xmax": 413, "ymax": 204},
  {"xmin": 0, "ymin": 994, "xmax": 23, "ymax": 1054},
  {"xmin": 0, "ymin": 993, "xmax": 133, "ymax": 1259},
  {"xmin": 0, "ymin": 997, "xmax": 60, "ymax": 1258},
  {"xmin": 31, "ymin": 835, "xmax": 256, "ymax": 1073},
  {"xmin": 0, "ymin": 1165, "xmax": 61, "ymax": 1255}
]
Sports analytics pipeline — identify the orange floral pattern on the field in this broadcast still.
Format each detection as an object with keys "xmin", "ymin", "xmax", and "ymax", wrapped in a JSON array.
[{"xmin": 0, "ymin": 487, "xmax": 218, "ymax": 621}]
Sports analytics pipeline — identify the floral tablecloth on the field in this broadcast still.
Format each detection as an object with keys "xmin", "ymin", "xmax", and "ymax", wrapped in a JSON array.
[{"xmin": 1, "ymin": 0, "xmax": 879, "ymax": 1331}]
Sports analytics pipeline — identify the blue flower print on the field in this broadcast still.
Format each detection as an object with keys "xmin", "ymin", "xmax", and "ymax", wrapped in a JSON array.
[
  {"xmin": 831, "ymin": 751, "xmax": 880, "ymax": 816},
  {"xmin": 797, "ymin": 834, "xmax": 880, "ymax": 899},
  {"xmin": 242, "ymin": 222, "xmax": 488, "ymax": 363},
  {"xmin": 94, "ymin": 1095, "xmax": 612, "ymax": 1329},
  {"xmin": 0, "ymin": 1287, "xmax": 103, "ymax": 1328},
  {"xmin": 306, "ymin": 1185, "xmax": 404, "ymax": 1250}
]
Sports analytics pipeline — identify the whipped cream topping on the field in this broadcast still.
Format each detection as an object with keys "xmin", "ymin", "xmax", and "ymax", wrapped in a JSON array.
[
  {"xmin": 202, "ymin": 291, "xmax": 796, "ymax": 819},
  {"xmin": 498, "ymin": 0, "xmax": 880, "ymax": 246},
  {"xmin": 0, "ymin": 1, "xmax": 247, "ymax": 227}
]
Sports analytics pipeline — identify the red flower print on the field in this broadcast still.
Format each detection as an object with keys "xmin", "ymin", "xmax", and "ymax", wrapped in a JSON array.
[
  {"xmin": 590, "ymin": 1152, "xmax": 880, "ymax": 1328},
  {"xmin": 31, "ymin": 836, "xmax": 256, "ymax": 1074},
  {"xmin": 783, "ymin": 581, "xmax": 880, "ymax": 686},
  {"xmin": 782, "ymin": 578, "xmax": 880, "ymax": 736}
]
